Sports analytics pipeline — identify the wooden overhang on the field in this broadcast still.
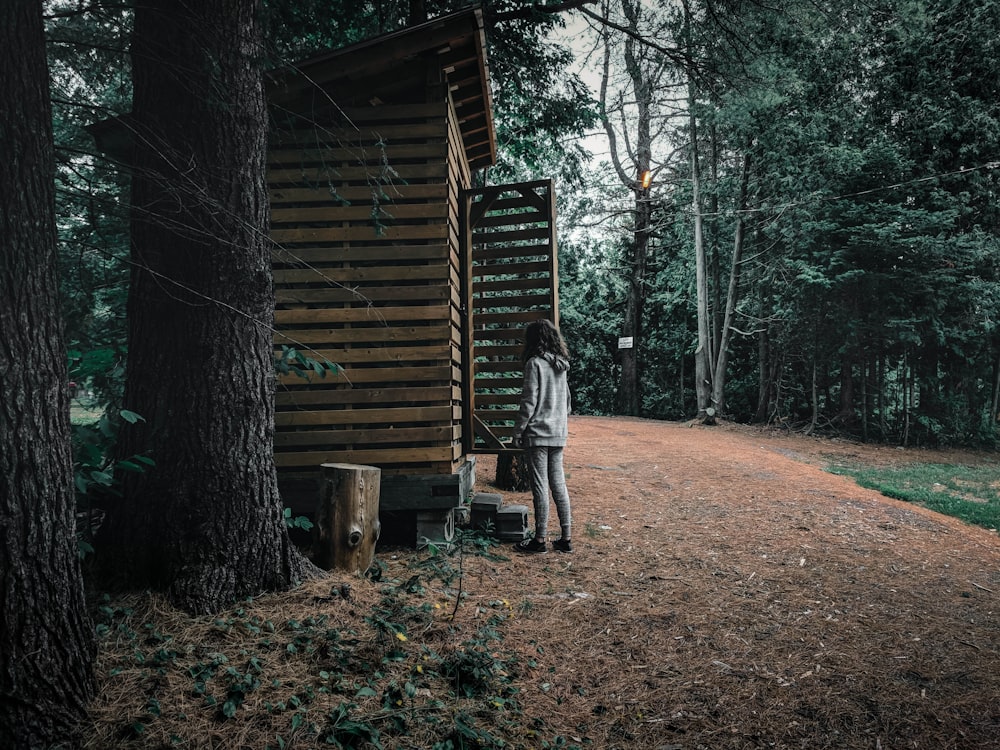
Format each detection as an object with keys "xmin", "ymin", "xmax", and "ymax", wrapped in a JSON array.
[{"xmin": 267, "ymin": 7, "xmax": 497, "ymax": 170}]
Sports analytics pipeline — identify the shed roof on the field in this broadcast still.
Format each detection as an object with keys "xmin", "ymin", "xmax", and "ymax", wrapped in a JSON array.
[{"xmin": 268, "ymin": 7, "xmax": 496, "ymax": 170}]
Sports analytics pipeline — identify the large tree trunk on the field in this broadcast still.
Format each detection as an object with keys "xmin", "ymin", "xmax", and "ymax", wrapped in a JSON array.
[
  {"xmin": 619, "ymin": 193, "xmax": 650, "ymax": 417},
  {"xmin": 0, "ymin": 1, "xmax": 95, "ymax": 745},
  {"xmin": 97, "ymin": 0, "xmax": 303, "ymax": 614},
  {"xmin": 598, "ymin": 0, "xmax": 655, "ymax": 418}
]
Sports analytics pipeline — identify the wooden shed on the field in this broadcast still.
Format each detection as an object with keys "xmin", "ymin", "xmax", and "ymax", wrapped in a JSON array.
[{"xmin": 266, "ymin": 8, "xmax": 559, "ymax": 537}]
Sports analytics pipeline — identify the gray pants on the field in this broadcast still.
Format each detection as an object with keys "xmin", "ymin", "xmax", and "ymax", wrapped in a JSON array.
[{"xmin": 526, "ymin": 446, "xmax": 572, "ymax": 540}]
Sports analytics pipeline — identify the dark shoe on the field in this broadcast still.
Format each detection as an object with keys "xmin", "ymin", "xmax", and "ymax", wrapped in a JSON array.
[
  {"xmin": 514, "ymin": 538, "xmax": 547, "ymax": 554},
  {"xmin": 552, "ymin": 538, "xmax": 573, "ymax": 553}
]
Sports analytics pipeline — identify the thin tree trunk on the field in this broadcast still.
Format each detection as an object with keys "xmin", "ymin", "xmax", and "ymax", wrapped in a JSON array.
[
  {"xmin": 0, "ymin": 1, "xmax": 94, "ymax": 744},
  {"xmin": 97, "ymin": 0, "xmax": 303, "ymax": 614},
  {"xmin": 709, "ymin": 152, "xmax": 750, "ymax": 419},
  {"xmin": 709, "ymin": 123, "xmax": 722, "ymax": 372},
  {"xmin": 754, "ymin": 283, "xmax": 771, "ymax": 424},
  {"xmin": 691, "ymin": 84, "xmax": 712, "ymax": 420}
]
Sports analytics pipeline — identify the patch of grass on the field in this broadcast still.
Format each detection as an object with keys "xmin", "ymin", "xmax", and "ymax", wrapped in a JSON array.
[
  {"xmin": 70, "ymin": 399, "xmax": 103, "ymax": 426},
  {"xmin": 829, "ymin": 462, "xmax": 1000, "ymax": 532}
]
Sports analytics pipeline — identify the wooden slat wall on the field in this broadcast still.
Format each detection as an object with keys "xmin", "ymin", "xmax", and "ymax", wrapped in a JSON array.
[
  {"xmin": 463, "ymin": 180, "xmax": 558, "ymax": 451},
  {"xmin": 269, "ymin": 100, "xmax": 471, "ymax": 480}
]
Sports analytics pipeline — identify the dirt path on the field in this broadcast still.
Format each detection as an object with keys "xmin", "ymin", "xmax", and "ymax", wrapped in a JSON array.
[{"xmin": 461, "ymin": 416, "xmax": 1000, "ymax": 749}]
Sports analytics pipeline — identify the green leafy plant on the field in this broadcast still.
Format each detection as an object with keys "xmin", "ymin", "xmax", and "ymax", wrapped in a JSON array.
[
  {"xmin": 274, "ymin": 345, "xmax": 340, "ymax": 381},
  {"xmin": 283, "ymin": 506, "xmax": 314, "ymax": 531},
  {"xmin": 72, "ymin": 407, "xmax": 154, "ymax": 558}
]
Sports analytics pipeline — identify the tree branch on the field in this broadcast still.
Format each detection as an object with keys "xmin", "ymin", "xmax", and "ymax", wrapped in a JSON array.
[{"xmin": 493, "ymin": 0, "xmax": 600, "ymax": 23}]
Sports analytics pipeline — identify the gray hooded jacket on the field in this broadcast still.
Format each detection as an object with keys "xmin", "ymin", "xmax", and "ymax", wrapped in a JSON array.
[{"xmin": 514, "ymin": 353, "xmax": 571, "ymax": 447}]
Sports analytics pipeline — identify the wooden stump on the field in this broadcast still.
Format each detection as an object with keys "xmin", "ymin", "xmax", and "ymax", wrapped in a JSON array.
[
  {"xmin": 314, "ymin": 463, "xmax": 381, "ymax": 573},
  {"xmin": 495, "ymin": 451, "xmax": 530, "ymax": 492}
]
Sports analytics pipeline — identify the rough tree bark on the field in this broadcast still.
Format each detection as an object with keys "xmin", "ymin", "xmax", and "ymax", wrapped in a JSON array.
[
  {"xmin": 97, "ymin": 0, "xmax": 303, "ymax": 614},
  {"xmin": 0, "ymin": 1, "xmax": 95, "ymax": 745},
  {"xmin": 598, "ymin": 0, "xmax": 661, "ymax": 417}
]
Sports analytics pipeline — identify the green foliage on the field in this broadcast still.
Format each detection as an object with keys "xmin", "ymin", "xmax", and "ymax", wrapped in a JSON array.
[
  {"xmin": 282, "ymin": 507, "xmax": 314, "ymax": 531},
  {"xmin": 274, "ymin": 345, "xmax": 340, "ymax": 381},
  {"xmin": 89, "ymin": 524, "xmax": 580, "ymax": 748},
  {"xmin": 830, "ymin": 462, "xmax": 1000, "ymax": 532},
  {"xmin": 72, "ymin": 408, "xmax": 153, "ymax": 558}
]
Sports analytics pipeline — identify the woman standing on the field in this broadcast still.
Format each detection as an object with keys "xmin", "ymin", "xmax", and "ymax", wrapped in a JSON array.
[{"xmin": 511, "ymin": 319, "xmax": 573, "ymax": 554}]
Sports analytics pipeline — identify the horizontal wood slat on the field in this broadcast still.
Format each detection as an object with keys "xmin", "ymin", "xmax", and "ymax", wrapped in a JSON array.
[
  {"xmin": 276, "ymin": 383, "xmax": 461, "ymax": 407},
  {"xmin": 275, "ymin": 404, "xmax": 461, "ymax": 427},
  {"xmin": 275, "ymin": 445, "xmax": 459, "ymax": 468},
  {"xmin": 268, "ymin": 163, "xmax": 448, "ymax": 184},
  {"xmin": 271, "ymin": 123, "xmax": 446, "ymax": 146},
  {"xmin": 275, "ymin": 304, "xmax": 450, "ymax": 325},
  {"xmin": 269, "ymin": 142, "xmax": 447, "ymax": 166},
  {"xmin": 275, "ymin": 285, "xmax": 452, "ymax": 305},
  {"xmin": 273, "ymin": 265, "xmax": 449, "ymax": 284},
  {"xmin": 274, "ymin": 325, "xmax": 452, "ymax": 345},
  {"xmin": 273, "ymin": 244, "xmax": 450, "ymax": 264},
  {"xmin": 275, "ymin": 425, "xmax": 461, "ymax": 447},
  {"xmin": 272, "ymin": 224, "xmax": 448, "ymax": 244},
  {"xmin": 277, "ymin": 364, "xmax": 458, "ymax": 387},
  {"xmin": 270, "ymin": 184, "xmax": 448, "ymax": 204},
  {"xmin": 272, "ymin": 203, "xmax": 448, "ymax": 223}
]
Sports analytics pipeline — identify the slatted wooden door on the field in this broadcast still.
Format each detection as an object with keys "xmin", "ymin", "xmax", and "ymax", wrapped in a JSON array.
[{"xmin": 461, "ymin": 179, "xmax": 558, "ymax": 452}]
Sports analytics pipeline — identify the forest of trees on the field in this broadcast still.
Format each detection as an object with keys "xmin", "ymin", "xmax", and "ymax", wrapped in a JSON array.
[
  {"xmin": 1, "ymin": 0, "xmax": 998, "ymax": 745},
  {"xmin": 560, "ymin": 0, "xmax": 1000, "ymax": 447}
]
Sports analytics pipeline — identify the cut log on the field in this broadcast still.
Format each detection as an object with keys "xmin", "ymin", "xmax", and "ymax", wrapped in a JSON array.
[
  {"xmin": 495, "ymin": 451, "xmax": 530, "ymax": 491},
  {"xmin": 314, "ymin": 463, "xmax": 381, "ymax": 573}
]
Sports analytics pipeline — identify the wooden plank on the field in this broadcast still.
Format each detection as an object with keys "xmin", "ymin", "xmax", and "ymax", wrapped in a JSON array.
[
  {"xmin": 473, "ymin": 244, "xmax": 551, "ymax": 261},
  {"xmin": 275, "ymin": 445, "xmax": 457, "ymax": 468},
  {"xmin": 476, "ymin": 194, "xmax": 545, "ymax": 214},
  {"xmin": 473, "ymin": 293, "xmax": 550, "ymax": 310},
  {"xmin": 474, "ymin": 361, "xmax": 525, "ymax": 374},
  {"xmin": 277, "ymin": 363, "xmax": 457, "ymax": 388},
  {"xmin": 269, "ymin": 184, "xmax": 448, "ymax": 204},
  {"xmin": 471, "ymin": 344, "xmax": 521, "ymax": 358},
  {"xmin": 276, "ymin": 384, "xmax": 461, "ymax": 407},
  {"xmin": 471, "ymin": 226, "xmax": 550, "ymax": 244},
  {"xmin": 472, "ymin": 210, "xmax": 546, "ymax": 229},
  {"xmin": 274, "ymin": 324, "xmax": 452, "ymax": 345},
  {"xmin": 271, "ymin": 123, "xmax": 446, "ymax": 146},
  {"xmin": 472, "ymin": 416, "xmax": 505, "ymax": 449},
  {"xmin": 275, "ymin": 404, "xmax": 460, "ymax": 427},
  {"xmin": 474, "ymin": 310, "xmax": 554, "ymax": 326},
  {"xmin": 337, "ymin": 103, "xmax": 448, "ymax": 122},
  {"xmin": 268, "ymin": 142, "xmax": 448, "ymax": 166},
  {"xmin": 473, "ymin": 277, "xmax": 552, "ymax": 293},
  {"xmin": 274, "ymin": 304, "xmax": 450, "ymax": 325},
  {"xmin": 471, "ymin": 376, "xmax": 523, "ymax": 390},
  {"xmin": 267, "ymin": 162, "xmax": 448, "ymax": 184},
  {"xmin": 271, "ymin": 224, "xmax": 449, "ymax": 244},
  {"xmin": 472, "ymin": 394, "xmax": 521, "ymax": 406},
  {"xmin": 273, "ymin": 265, "xmax": 449, "ymax": 285},
  {"xmin": 470, "ymin": 260, "xmax": 551, "ymax": 277},
  {"xmin": 272, "ymin": 244, "xmax": 450, "ymax": 264},
  {"xmin": 275, "ymin": 425, "xmax": 460, "ymax": 447},
  {"xmin": 275, "ymin": 285, "xmax": 452, "ymax": 305},
  {"xmin": 271, "ymin": 203, "xmax": 449, "ymax": 223},
  {"xmin": 275, "ymin": 344, "xmax": 451, "ymax": 365}
]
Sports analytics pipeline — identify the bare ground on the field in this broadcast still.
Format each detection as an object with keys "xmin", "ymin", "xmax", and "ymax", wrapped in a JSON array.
[{"xmin": 85, "ymin": 416, "xmax": 1000, "ymax": 749}]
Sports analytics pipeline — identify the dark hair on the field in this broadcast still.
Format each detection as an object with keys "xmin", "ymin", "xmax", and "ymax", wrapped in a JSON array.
[{"xmin": 522, "ymin": 318, "xmax": 570, "ymax": 363}]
